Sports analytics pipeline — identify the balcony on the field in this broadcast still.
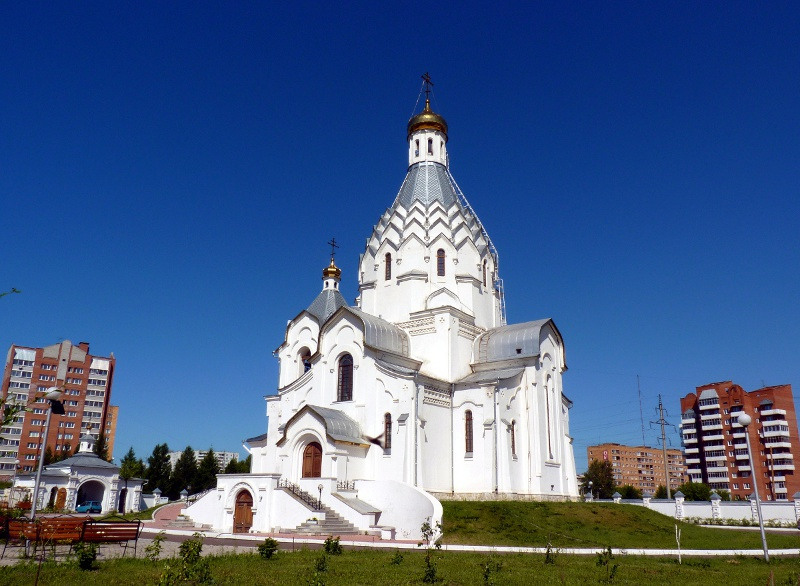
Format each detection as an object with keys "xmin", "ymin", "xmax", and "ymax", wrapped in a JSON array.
[
  {"xmin": 761, "ymin": 408, "xmax": 787, "ymax": 417},
  {"xmin": 766, "ymin": 453, "xmax": 794, "ymax": 461},
  {"xmin": 734, "ymin": 452, "xmax": 749, "ymax": 460},
  {"xmin": 738, "ymin": 464, "xmax": 751, "ymax": 471},
  {"xmin": 687, "ymin": 467, "xmax": 701, "ymax": 475},
  {"xmin": 707, "ymin": 465, "xmax": 728, "ymax": 473},
  {"xmin": 701, "ymin": 423, "xmax": 723, "ymax": 431},
  {"xmin": 763, "ymin": 429, "xmax": 790, "ymax": 439},
  {"xmin": 773, "ymin": 463, "xmax": 796, "ymax": 471},
  {"xmin": 685, "ymin": 458, "xmax": 700, "ymax": 465},
  {"xmin": 700, "ymin": 412, "xmax": 721, "ymax": 420},
  {"xmin": 698, "ymin": 401, "xmax": 720, "ymax": 411},
  {"xmin": 683, "ymin": 437, "xmax": 698, "ymax": 445},
  {"xmin": 705, "ymin": 454, "xmax": 727, "ymax": 462}
]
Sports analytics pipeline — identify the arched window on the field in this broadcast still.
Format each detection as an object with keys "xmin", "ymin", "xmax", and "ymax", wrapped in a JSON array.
[
  {"xmin": 384, "ymin": 413, "xmax": 392, "ymax": 452},
  {"xmin": 385, "ymin": 252, "xmax": 392, "ymax": 280},
  {"xmin": 427, "ymin": 138, "xmax": 433, "ymax": 155},
  {"xmin": 511, "ymin": 420, "xmax": 516, "ymax": 457},
  {"xmin": 482, "ymin": 259, "xmax": 487, "ymax": 287},
  {"xmin": 415, "ymin": 139, "xmax": 419, "ymax": 157},
  {"xmin": 465, "ymin": 410, "xmax": 473, "ymax": 454},
  {"xmin": 437, "ymin": 249, "xmax": 446, "ymax": 277},
  {"xmin": 299, "ymin": 347, "xmax": 311, "ymax": 374},
  {"xmin": 337, "ymin": 354, "xmax": 353, "ymax": 402}
]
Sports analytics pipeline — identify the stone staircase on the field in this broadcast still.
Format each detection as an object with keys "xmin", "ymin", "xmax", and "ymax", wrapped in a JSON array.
[
  {"xmin": 293, "ymin": 504, "xmax": 360, "ymax": 535},
  {"xmin": 169, "ymin": 514, "xmax": 211, "ymax": 531}
]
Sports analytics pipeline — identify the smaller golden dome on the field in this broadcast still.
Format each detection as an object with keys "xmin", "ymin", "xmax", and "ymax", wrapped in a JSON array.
[
  {"xmin": 407, "ymin": 98, "xmax": 448, "ymax": 141},
  {"xmin": 322, "ymin": 258, "xmax": 342, "ymax": 280}
]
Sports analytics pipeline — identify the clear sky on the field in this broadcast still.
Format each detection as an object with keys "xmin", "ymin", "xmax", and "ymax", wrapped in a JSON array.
[{"xmin": 2, "ymin": 2, "xmax": 798, "ymax": 475}]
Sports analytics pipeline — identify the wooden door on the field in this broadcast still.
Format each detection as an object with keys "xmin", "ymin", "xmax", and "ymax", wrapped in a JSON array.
[
  {"xmin": 302, "ymin": 442, "xmax": 322, "ymax": 478},
  {"xmin": 233, "ymin": 490, "xmax": 253, "ymax": 533},
  {"xmin": 55, "ymin": 488, "xmax": 67, "ymax": 510}
]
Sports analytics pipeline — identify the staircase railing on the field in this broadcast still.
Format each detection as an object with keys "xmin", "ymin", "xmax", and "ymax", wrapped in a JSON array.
[{"xmin": 277, "ymin": 478, "xmax": 323, "ymax": 510}]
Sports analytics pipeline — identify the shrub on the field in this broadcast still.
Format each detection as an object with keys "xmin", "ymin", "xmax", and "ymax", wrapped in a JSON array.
[
  {"xmin": 145, "ymin": 531, "xmax": 166, "ymax": 562},
  {"xmin": 481, "ymin": 555, "xmax": 502, "ymax": 585},
  {"xmin": 259, "ymin": 537, "xmax": 279, "ymax": 559},
  {"xmin": 73, "ymin": 541, "xmax": 98, "ymax": 571},
  {"xmin": 159, "ymin": 532, "xmax": 213, "ymax": 585},
  {"xmin": 390, "ymin": 550, "xmax": 404, "ymax": 565},
  {"xmin": 323, "ymin": 535, "xmax": 342, "ymax": 555},
  {"xmin": 596, "ymin": 546, "xmax": 619, "ymax": 584}
]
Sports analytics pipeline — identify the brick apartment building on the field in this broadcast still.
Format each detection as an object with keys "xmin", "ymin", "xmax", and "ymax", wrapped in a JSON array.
[
  {"xmin": 680, "ymin": 381, "xmax": 800, "ymax": 501},
  {"xmin": 587, "ymin": 443, "xmax": 686, "ymax": 493},
  {"xmin": 1, "ymin": 340, "xmax": 118, "ymax": 480}
]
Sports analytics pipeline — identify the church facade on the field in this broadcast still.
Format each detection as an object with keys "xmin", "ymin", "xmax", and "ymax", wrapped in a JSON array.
[{"xmin": 186, "ymin": 87, "xmax": 578, "ymax": 539}]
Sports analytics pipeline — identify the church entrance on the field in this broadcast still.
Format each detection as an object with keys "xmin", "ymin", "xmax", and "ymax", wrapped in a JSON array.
[
  {"xmin": 233, "ymin": 490, "xmax": 253, "ymax": 533},
  {"xmin": 302, "ymin": 442, "xmax": 322, "ymax": 478}
]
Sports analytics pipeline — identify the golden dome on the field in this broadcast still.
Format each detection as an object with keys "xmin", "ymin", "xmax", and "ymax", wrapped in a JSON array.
[
  {"xmin": 322, "ymin": 258, "xmax": 342, "ymax": 280},
  {"xmin": 407, "ymin": 98, "xmax": 448, "ymax": 141}
]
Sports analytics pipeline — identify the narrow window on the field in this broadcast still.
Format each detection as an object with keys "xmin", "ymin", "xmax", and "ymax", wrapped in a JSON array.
[
  {"xmin": 511, "ymin": 420, "xmax": 516, "ymax": 456},
  {"xmin": 415, "ymin": 139, "xmax": 419, "ymax": 156},
  {"xmin": 437, "ymin": 249, "xmax": 445, "ymax": 276},
  {"xmin": 482, "ymin": 259, "xmax": 487, "ymax": 287},
  {"xmin": 384, "ymin": 413, "xmax": 392, "ymax": 451},
  {"xmin": 385, "ymin": 252, "xmax": 392, "ymax": 280},
  {"xmin": 337, "ymin": 354, "xmax": 353, "ymax": 402},
  {"xmin": 300, "ymin": 347, "xmax": 311, "ymax": 373},
  {"xmin": 427, "ymin": 138, "xmax": 433, "ymax": 155},
  {"xmin": 465, "ymin": 410, "xmax": 473, "ymax": 454}
]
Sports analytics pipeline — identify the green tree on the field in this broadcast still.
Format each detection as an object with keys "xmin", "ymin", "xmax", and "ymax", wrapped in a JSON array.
[
  {"xmin": 170, "ymin": 446, "xmax": 198, "ymax": 499},
  {"xmin": 195, "ymin": 449, "xmax": 220, "ymax": 492},
  {"xmin": 43, "ymin": 446, "xmax": 55, "ymax": 465},
  {"xmin": 676, "ymin": 480, "xmax": 711, "ymax": 501},
  {"xmin": 120, "ymin": 447, "xmax": 146, "ymax": 480},
  {"xmin": 715, "ymin": 489, "xmax": 731, "ymax": 501},
  {"xmin": 93, "ymin": 430, "xmax": 110, "ymax": 461},
  {"xmin": 617, "ymin": 485, "xmax": 642, "ymax": 499},
  {"xmin": 145, "ymin": 443, "xmax": 172, "ymax": 494},
  {"xmin": 581, "ymin": 459, "xmax": 615, "ymax": 499},
  {"xmin": 654, "ymin": 485, "xmax": 667, "ymax": 499},
  {"xmin": 223, "ymin": 454, "xmax": 251, "ymax": 474}
]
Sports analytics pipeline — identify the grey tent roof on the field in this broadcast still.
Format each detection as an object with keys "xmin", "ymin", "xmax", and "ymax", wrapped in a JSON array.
[
  {"xmin": 395, "ymin": 161, "xmax": 458, "ymax": 209},
  {"xmin": 245, "ymin": 432, "xmax": 269, "ymax": 444},
  {"xmin": 335, "ymin": 307, "xmax": 410, "ymax": 357},
  {"xmin": 279, "ymin": 405, "xmax": 368, "ymax": 446},
  {"xmin": 459, "ymin": 367, "xmax": 524, "ymax": 384},
  {"xmin": 306, "ymin": 288, "xmax": 348, "ymax": 324},
  {"xmin": 473, "ymin": 319, "xmax": 552, "ymax": 364},
  {"xmin": 698, "ymin": 389, "xmax": 719, "ymax": 400},
  {"xmin": 44, "ymin": 452, "xmax": 118, "ymax": 471}
]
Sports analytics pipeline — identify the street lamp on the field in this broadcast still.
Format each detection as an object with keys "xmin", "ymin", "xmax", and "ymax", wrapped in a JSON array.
[
  {"xmin": 738, "ymin": 412, "xmax": 769, "ymax": 562},
  {"xmin": 586, "ymin": 480, "xmax": 594, "ymax": 502},
  {"xmin": 317, "ymin": 483, "xmax": 324, "ymax": 509},
  {"xmin": 30, "ymin": 387, "xmax": 64, "ymax": 520}
]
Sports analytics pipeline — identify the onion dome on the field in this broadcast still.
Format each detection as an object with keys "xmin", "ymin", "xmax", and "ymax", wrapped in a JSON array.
[
  {"xmin": 407, "ymin": 98, "xmax": 448, "ymax": 141},
  {"xmin": 322, "ymin": 258, "xmax": 341, "ymax": 280}
]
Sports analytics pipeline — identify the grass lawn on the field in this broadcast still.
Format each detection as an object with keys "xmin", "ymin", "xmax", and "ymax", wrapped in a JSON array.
[
  {"xmin": 3, "ymin": 549, "xmax": 800, "ymax": 585},
  {"xmin": 442, "ymin": 501, "xmax": 800, "ymax": 550}
]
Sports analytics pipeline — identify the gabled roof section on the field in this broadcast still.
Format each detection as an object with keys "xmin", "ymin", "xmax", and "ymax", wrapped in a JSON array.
[
  {"xmin": 473, "ymin": 319, "xmax": 562, "ymax": 364},
  {"xmin": 306, "ymin": 288, "xmax": 348, "ymax": 324},
  {"xmin": 325, "ymin": 306, "xmax": 410, "ymax": 357},
  {"xmin": 396, "ymin": 161, "xmax": 458, "ymax": 209},
  {"xmin": 459, "ymin": 367, "xmax": 524, "ymax": 384},
  {"xmin": 44, "ymin": 452, "xmax": 118, "ymax": 471},
  {"xmin": 278, "ymin": 404, "xmax": 368, "ymax": 446},
  {"xmin": 698, "ymin": 389, "xmax": 719, "ymax": 400}
]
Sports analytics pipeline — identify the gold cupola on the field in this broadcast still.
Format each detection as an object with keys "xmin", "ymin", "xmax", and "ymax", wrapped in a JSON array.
[
  {"xmin": 407, "ymin": 98, "xmax": 448, "ymax": 142},
  {"xmin": 322, "ymin": 258, "xmax": 342, "ymax": 281}
]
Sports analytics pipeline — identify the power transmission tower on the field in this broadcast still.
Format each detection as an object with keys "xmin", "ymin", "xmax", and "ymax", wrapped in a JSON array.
[{"xmin": 651, "ymin": 394, "xmax": 677, "ymax": 499}]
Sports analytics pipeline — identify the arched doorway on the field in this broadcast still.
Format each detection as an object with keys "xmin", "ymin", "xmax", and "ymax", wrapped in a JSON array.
[
  {"xmin": 76, "ymin": 480, "xmax": 105, "ymax": 511},
  {"xmin": 47, "ymin": 487, "xmax": 57, "ymax": 509},
  {"xmin": 302, "ymin": 442, "xmax": 322, "ymax": 478},
  {"xmin": 233, "ymin": 490, "xmax": 253, "ymax": 534},
  {"xmin": 118, "ymin": 488, "xmax": 128, "ymax": 513}
]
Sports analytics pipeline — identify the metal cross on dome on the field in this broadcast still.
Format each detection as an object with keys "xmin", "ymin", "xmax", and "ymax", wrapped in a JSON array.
[
  {"xmin": 421, "ymin": 72, "xmax": 434, "ymax": 100},
  {"xmin": 327, "ymin": 237, "xmax": 339, "ymax": 261}
]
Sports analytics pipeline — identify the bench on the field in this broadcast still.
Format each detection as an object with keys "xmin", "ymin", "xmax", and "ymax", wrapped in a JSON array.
[
  {"xmin": 1, "ymin": 518, "xmax": 39, "ymax": 559},
  {"xmin": 38, "ymin": 516, "xmax": 92, "ymax": 558},
  {"xmin": 81, "ymin": 519, "xmax": 142, "ymax": 557}
]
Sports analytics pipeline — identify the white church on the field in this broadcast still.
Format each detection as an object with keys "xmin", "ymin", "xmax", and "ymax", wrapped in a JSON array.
[{"xmin": 187, "ymin": 82, "xmax": 578, "ymax": 539}]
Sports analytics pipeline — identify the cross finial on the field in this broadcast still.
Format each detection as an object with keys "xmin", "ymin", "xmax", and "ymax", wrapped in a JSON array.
[
  {"xmin": 421, "ymin": 72, "xmax": 433, "ymax": 102},
  {"xmin": 327, "ymin": 237, "xmax": 339, "ymax": 261}
]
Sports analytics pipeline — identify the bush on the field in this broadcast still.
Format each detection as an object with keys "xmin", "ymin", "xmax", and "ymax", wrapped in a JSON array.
[
  {"xmin": 259, "ymin": 537, "xmax": 279, "ymax": 559},
  {"xmin": 73, "ymin": 541, "xmax": 98, "ymax": 571},
  {"xmin": 323, "ymin": 535, "xmax": 342, "ymax": 555},
  {"xmin": 159, "ymin": 532, "xmax": 213, "ymax": 585},
  {"xmin": 145, "ymin": 531, "xmax": 166, "ymax": 562}
]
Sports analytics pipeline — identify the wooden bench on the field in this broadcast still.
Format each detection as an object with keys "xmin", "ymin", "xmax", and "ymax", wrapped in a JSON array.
[
  {"xmin": 1, "ymin": 518, "xmax": 39, "ymax": 559},
  {"xmin": 38, "ymin": 516, "xmax": 92, "ymax": 558},
  {"xmin": 81, "ymin": 519, "xmax": 142, "ymax": 557}
]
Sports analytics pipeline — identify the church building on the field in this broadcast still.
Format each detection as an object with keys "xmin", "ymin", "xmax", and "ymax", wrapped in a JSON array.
[{"xmin": 187, "ymin": 81, "xmax": 578, "ymax": 539}]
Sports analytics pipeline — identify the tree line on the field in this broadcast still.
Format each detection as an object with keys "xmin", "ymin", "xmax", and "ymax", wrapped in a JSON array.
[
  {"xmin": 581, "ymin": 459, "xmax": 731, "ymax": 501},
  {"xmin": 119, "ymin": 444, "xmax": 251, "ymax": 501}
]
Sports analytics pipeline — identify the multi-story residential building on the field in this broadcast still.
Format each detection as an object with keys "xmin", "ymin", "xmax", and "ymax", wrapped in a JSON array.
[
  {"xmin": 168, "ymin": 449, "xmax": 239, "ymax": 471},
  {"xmin": 104, "ymin": 405, "xmax": 119, "ymax": 459},
  {"xmin": 587, "ymin": 443, "xmax": 686, "ymax": 493},
  {"xmin": 0, "ymin": 341, "xmax": 117, "ymax": 480},
  {"xmin": 680, "ymin": 381, "xmax": 800, "ymax": 501}
]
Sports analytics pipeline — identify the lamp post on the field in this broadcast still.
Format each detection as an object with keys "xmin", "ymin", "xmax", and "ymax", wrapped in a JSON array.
[
  {"xmin": 30, "ymin": 387, "xmax": 64, "ymax": 520},
  {"xmin": 738, "ymin": 412, "xmax": 769, "ymax": 562},
  {"xmin": 586, "ymin": 480, "xmax": 594, "ymax": 502},
  {"xmin": 317, "ymin": 483, "xmax": 324, "ymax": 510}
]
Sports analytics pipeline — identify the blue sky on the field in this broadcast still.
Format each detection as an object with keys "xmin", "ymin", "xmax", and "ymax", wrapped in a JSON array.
[{"xmin": 2, "ymin": 2, "xmax": 798, "ymax": 474}]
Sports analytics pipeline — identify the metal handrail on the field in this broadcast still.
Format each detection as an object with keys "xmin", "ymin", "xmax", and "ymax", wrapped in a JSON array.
[{"xmin": 277, "ymin": 478, "xmax": 322, "ymax": 510}]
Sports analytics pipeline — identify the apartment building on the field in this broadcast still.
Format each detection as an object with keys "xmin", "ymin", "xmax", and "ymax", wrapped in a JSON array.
[
  {"xmin": 168, "ymin": 449, "xmax": 239, "ymax": 471},
  {"xmin": 1, "ymin": 340, "xmax": 118, "ymax": 480},
  {"xmin": 587, "ymin": 443, "xmax": 686, "ymax": 493},
  {"xmin": 680, "ymin": 381, "xmax": 800, "ymax": 501}
]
